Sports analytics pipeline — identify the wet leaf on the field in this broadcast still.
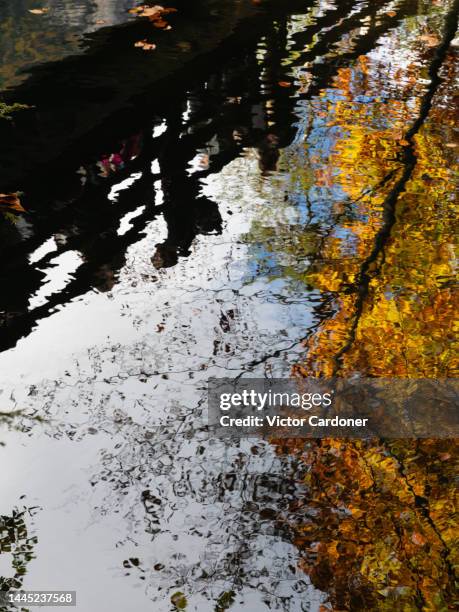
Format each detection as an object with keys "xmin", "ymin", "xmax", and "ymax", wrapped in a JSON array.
[
  {"xmin": 278, "ymin": 81, "xmax": 292, "ymax": 88},
  {"xmin": 134, "ymin": 40, "xmax": 157, "ymax": 52},
  {"xmin": 28, "ymin": 8, "xmax": 49, "ymax": 15},
  {"xmin": 0, "ymin": 193, "xmax": 26, "ymax": 213},
  {"xmin": 129, "ymin": 4, "xmax": 177, "ymax": 29}
]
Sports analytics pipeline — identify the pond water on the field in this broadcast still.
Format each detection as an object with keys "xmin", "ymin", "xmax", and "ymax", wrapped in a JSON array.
[
  {"xmin": 0, "ymin": 0, "xmax": 142, "ymax": 89},
  {"xmin": 0, "ymin": 0, "xmax": 457, "ymax": 610}
]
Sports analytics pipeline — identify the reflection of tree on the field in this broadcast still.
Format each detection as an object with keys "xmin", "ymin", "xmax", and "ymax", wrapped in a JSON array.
[
  {"xmin": 0, "ymin": 1, "xmax": 457, "ymax": 610},
  {"xmin": 270, "ymin": 2, "xmax": 459, "ymax": 610},
  {"xmin": 0, "ymin": 0, "xmax": 298, "ymax": 350},
  {"xmin": 0, "ymin": 508, "xmax": 38, "ymax": 596},
  {"xmin": 275, "ymin": 437, "xmax": 458, "ymax": 611},
  {"xmin": 294, "ymin": 0, "xmax": 458, "ymax": 380},
  {"xmin": 0, "ymin": 0, "xmax": 422, "ymax": 356}
]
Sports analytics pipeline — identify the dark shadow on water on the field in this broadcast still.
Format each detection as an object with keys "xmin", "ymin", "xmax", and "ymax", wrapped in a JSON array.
[{"xmin": 0, "ymin": 0, "xmax": 416, "ymax": 353}]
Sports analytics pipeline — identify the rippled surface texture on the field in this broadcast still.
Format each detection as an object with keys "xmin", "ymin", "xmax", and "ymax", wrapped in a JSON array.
[{"xmin": 0, "ymin": 0, "xmax": 457, "ymax": 610}]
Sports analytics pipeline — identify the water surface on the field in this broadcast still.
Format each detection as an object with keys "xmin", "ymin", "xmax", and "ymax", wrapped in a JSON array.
[{"xmin": 0, "ymin": 0, "xmax": 457, "ymax": 610}]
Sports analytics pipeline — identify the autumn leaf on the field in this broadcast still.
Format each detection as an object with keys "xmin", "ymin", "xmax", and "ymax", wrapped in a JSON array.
[
  {"xmin": 0, "ymin": 193, "xmax": 26, "ymax": 213},
  {"xmin": 134, "ymin": 40, "xmax": 156, "ymax": 52},
  {"xmin": 28, "ymin": 8, "xmax": 49, "ymax": 15},
  {"xmin": 278, "ymin": 81, "xmax": 292, "ymax": 88},
  {"xmin": 129, "ymin": 5, "xmax": 177, "ymax": 28}
]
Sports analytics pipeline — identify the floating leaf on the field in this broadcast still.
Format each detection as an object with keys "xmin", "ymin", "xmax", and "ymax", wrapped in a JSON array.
[
  {"xmin": 0, "ymin": 193, "xmax": 26, "ymax": 213},
  {"xmin": 28, "ymin": 8, "xmax": 49, "ymax": 15},
  {"xmin": 129, "ymin": 4, "xmax": 177, "ymax": 28},
  {"xmin": 0, "ymin": 102, "xmax": 32, "ymax": 121},
  {"xmin": 134, "ymin": 40, "xmax": 157, "ymax": 52}
]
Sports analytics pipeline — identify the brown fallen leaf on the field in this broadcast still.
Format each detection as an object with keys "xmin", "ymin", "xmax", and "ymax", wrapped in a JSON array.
[
  {"xmin": 134, "ymin": 40, "xmax": 157, "ymax": 51},
  {"xmin": 129, "ymin": 5, "xmax": 177, "ymax": 28},
  {"xmin": 278, "ymin": 81, "xmax": 292, "ymax": 88},
  {"xmin": 95, "ymin": 19, "xmax": 106, "ymax": 25},
  {"xmin": 0, "ymin": 193, "xmax": 26, "ymax": 213},
  {"xmin": 386, "ymin": 11, "xmax": 397, "ymax": 17},
  {"xmin": 28, "ymin": 8, "xmax": 49, "ymax": 15}
]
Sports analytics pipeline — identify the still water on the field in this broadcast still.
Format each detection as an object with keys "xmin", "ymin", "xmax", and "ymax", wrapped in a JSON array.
[
  {"xmin": 0, "ymin": 0, "xmax": 140, "ymax": 89},
  {"xmin": 0, "ymin": 0, "xmax": 457, "ymax": 610}
]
